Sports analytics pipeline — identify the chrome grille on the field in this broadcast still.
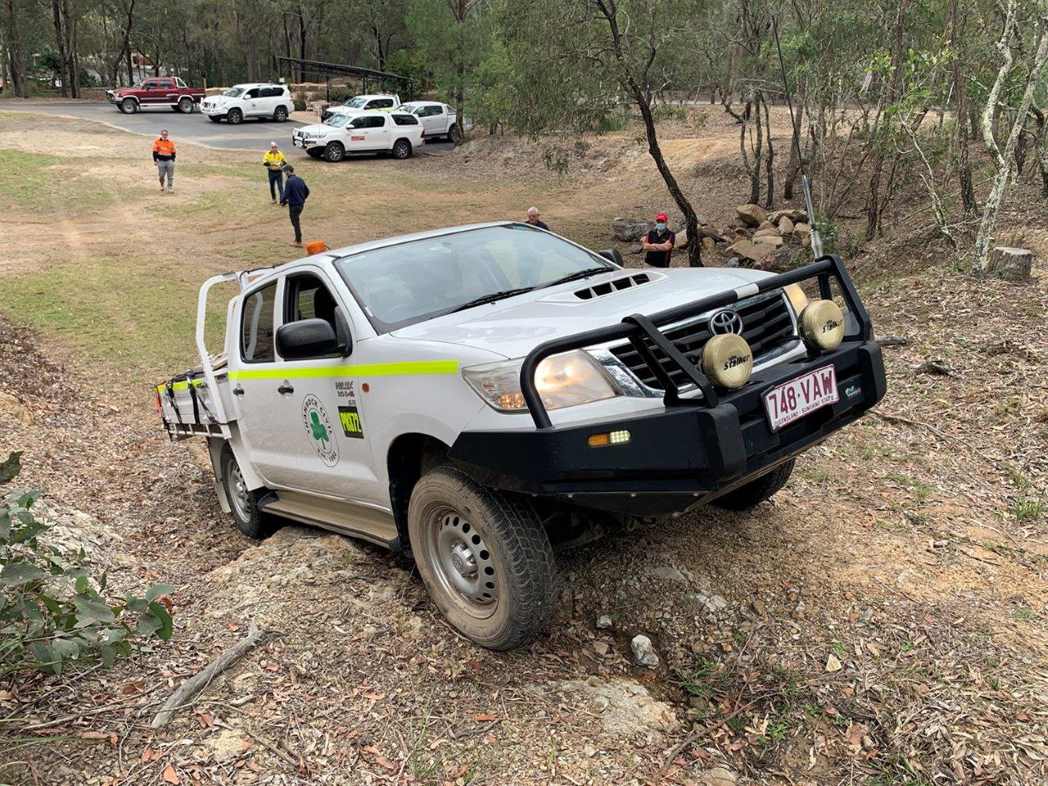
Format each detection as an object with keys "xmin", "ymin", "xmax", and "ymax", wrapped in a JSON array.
[{"xmin": 608, "ymin": 292, "xmax": 797, "ymax": 390}]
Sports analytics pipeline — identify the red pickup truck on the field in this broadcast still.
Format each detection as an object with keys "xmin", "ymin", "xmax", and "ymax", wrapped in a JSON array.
[{"xmin": 107, "ymin": 77, "xmax": 205, "ymax": 114}]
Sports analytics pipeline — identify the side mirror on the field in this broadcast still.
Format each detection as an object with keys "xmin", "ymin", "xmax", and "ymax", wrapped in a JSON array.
[
  {"xmin": 276, "ymin": 319, "xmax": 339, "ymax": 360},
  {"xmin": 333, "ymin": 307, "xmax": 353, "ymax": 356},
  {"xmin": 597, "ymin": 249, "xmax": 624, "ymax": 267}
]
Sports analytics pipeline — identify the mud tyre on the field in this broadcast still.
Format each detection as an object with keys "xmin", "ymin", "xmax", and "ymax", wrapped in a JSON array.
[
  {"xmin": 227, "ymin": 108, "xmax": 243, "ymax": 125},
  {"xmin": 392, "ymin": 139, "xmax": 412, "ymax": 159},
  {"xmin": 324, "ymin": 141, "xmax": 345, "ymax": 162},
  {"xmin": 121, "ymin": 98, "xmax": 138, "ymax": 114},
  {"xmin": 408, "ymin": 466, "xmax": 555, "ymax": 650},
  {"xmin": 712, "ymin": 459, "xmax": 796, "ymax": 511},
  {"xmin": 274, "ymin": 105, "xmax": 289, "ymax": 122},
  {"xmin": 220, "ymin": 446, "xmax": 272, "ymax": 539}
]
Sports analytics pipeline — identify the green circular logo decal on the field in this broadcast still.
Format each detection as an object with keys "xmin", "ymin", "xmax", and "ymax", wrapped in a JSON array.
[{"xmin": 301, "ymin": 394, "xmax": 339, "ymax": 467}]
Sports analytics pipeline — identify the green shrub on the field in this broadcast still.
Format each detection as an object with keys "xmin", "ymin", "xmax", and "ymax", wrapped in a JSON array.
[
  {"xmin": 326, "ymin": 86, "xmax": 355, "ymax": 103},
  {"xmin": 293, "ymin": 97, "xmax": 306, "ymax": 112},
  {"xmin": 0, "ymin": 452, "xmax": 173, "ymax": 675}
]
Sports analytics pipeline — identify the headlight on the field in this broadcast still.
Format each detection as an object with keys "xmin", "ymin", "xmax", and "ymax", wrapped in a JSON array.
[
  {"xmin": 463, "ymin": 351, "xmax": 621, "ymax": 413},
  {"xmin": 799, "ymin": 299, "xmax": 845, "ymax": 351}
]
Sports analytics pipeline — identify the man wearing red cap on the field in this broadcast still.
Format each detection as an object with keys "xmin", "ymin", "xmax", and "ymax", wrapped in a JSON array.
[{"xmin": 642, "ymin": 212, "xmax": 675, "ymax": 267}]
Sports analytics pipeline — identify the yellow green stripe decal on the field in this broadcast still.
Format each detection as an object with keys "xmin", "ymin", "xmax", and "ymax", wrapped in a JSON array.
[
  {"xmin": 227, "ymin": 360, "xmax": 459, "ymax": 381},
  {"xmin": 156, "ymin": 379, "xmax": 207, "ymax": 393}
]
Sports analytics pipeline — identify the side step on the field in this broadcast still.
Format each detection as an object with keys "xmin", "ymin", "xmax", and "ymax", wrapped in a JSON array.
[{"xmin": 258, "ymin": 490, "xmax": 399, "ymax": 550}]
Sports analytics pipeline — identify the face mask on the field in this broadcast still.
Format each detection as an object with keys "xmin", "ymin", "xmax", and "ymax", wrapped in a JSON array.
[{"xmin": 655, "ymin": 222, "xmax": 667, "ymax": 232}]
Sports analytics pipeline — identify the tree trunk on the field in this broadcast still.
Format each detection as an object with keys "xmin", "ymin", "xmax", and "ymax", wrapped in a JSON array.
[
  {"xmin": 3, "ymin": 0, "xmax": 27, "ymax": 97},
  {"xmin": 783, "ymin": 101, "xmax": 804, "ymax": 200},
  {"xmin": 65, "ymin": 0, "xmax": 79, "ymax": 97},
  {"xmin": 974, "ymin": 4, "xmax": 1048, "ymax": 272},
  {"xmin": 865, "ymin": 0, "xmax": 911, "ymax": 240},
  {"xmin": 762, "ymin": 94, "xmax": 774, "ymax": 208},
  {"xmin": 51, "ymin": 0, "xmax": 70, "ymax": 96}
]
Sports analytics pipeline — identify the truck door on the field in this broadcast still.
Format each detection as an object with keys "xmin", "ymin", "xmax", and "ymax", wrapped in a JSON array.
[
  {"xmin": 227, "ymin": 278, "xmax": 289, "ymax": 486},
  {"xmin": 260, "ymin": 269, "xmax": 383, "ymax": 504},
  {"xmin": 421, "ymin": 105, "xmax": 444, "ymax": 137}
]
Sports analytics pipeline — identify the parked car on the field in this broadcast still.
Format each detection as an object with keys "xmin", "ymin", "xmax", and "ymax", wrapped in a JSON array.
[
  {"xmin": 398, "ymin": 101, "xmax": 462, "ymax": 143},
  {"xmin": 155, "ymin": 222, "xmax": 886, "ymax": 650},
  {"xmin": 107, "ymin": 77, "xmax": 205, "ymax": 114},
  {"xmin": 320, "ymin": 93, "xmax": 400, "ymax": 123},
  {"xmin": 201, "ymin": 83, "xmax": 293, "ymax": 124},
  {"xmin": 291, "ymin": 110, "xmax": 423, "ymax": 162}
]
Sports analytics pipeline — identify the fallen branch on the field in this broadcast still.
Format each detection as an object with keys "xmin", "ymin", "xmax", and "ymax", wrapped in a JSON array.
[{"xmin": 151, "ymin": 623, "xmax": 264, "ymax": 729}]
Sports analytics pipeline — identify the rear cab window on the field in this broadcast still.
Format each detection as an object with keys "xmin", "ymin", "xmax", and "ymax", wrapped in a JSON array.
[
  {"xmin": 240, "ymin": 283, "xmax": 277, "ymax": 362},
  {"xmin": 392, "ymin": 114, "xmax": 419, "ymax": 126}
]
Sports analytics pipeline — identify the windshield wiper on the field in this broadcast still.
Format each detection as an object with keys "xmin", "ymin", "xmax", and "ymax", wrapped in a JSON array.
[
  {"xmin": 541, "ymin": 266, "xmax": 613, "ymax": 288},
  {"xmin": 450, "ymin": 287, "xmax": 535, "ymax": 313}
]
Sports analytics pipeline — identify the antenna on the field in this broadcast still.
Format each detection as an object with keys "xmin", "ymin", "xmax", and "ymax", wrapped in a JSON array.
[{"xmin": 772, "ymin": 16, "xmax": 823, "ymax": 258}]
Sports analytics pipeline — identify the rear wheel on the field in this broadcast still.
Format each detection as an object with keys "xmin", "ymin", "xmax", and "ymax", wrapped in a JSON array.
[
  {"xmin": 392, "ymin": 138, "xmax": 412, "ymax": 159},
  {"xmin": 274, "ymin": 105, "xmax": 289, "ymax": 122},
  {"xmin": 408, "ymin": 466, "xmax": 556, "ymax": 650},
  {"xmin": 324, "ymin": 141, "xmax": 345, "ymax": 162},
  {"xmin": 121, "ymin": 98, "xmax": 137, "ymax": 114},
  {"xmin": 448, "ymin": 124, "xmax": 463, "ymax": 145},
  {"xmin": 178, "ymin": 97, "xmax": 194, "ymax": 113},
  {"xmin": 220, "ymin": 447, "xmax": 273, "ymax": 539},
  {"xmin": 227, "ymin": 108, "xmax": 243, "ymax": 125},
  {"xmin": 712, "ymin": 459, "xmax": 796, "ymax": 511}
]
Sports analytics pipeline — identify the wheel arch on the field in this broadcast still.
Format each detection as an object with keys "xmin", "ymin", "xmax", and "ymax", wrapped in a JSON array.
[{"xmin": 386, "ymin": 432, "xmax": 450, "ymax": 552}]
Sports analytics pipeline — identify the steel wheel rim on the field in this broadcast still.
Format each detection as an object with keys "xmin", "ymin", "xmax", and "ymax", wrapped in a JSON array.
[
  {"xmin": 426, "ymin": 507, "xmax": 498, "ymax": 619},
  {"xmin": 227, "ymin": 461, "xmax": 251, "ymax": 521}
]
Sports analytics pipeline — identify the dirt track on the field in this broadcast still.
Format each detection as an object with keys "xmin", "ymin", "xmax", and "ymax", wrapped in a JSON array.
[{"xmin": 0, "ymin": 109, "xmax": 1046, "ymax": 786}]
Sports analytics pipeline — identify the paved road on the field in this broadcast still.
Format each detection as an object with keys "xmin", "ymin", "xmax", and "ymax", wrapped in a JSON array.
[{"xmin": 2, "ymin": 99, "xmax": 455, "ymax": 156}]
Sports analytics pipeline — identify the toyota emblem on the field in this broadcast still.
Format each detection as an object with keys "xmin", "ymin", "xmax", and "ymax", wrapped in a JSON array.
[{"xmin": 709, "ymin": 309, "xmax": 744, "ymax": 335}]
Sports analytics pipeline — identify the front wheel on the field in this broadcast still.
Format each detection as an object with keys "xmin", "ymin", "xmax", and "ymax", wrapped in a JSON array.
[
  {"xmin": 121, "ymin": 98, "xmax": 137, "ymax": 114},
  {"xmin": 220, "ymin": 447, "xmax": 273, "ymax": 539},
  {"xmin": 178, "ymin": 97, "xmax": 194, "ymax": 113},
  {"xmin": 408, "ymin": 467, "xmax": 556, "ymax": 650},
  {"xmin": 324, "ymin": 141, "xmax": 345, "ymax": 162},
  {"xmin": 392, "ymin": 139, "xmax": 412, "ymax": 159},
  {"xmin": 274, "ymin": 105, "xmax": 288, "ymax": 122},
  {"xmin": 227, "ymin": 108, "xmax": 243, "ymax": 125},
  {"xmin": 712, "ymin": 459, "xmax": 796, "ymax": 511}
]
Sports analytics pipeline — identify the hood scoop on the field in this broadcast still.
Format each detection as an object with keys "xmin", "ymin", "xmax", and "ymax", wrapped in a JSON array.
[{"xmin": 574, "ymin": 272, "xmax": 654, "ymax": 300}]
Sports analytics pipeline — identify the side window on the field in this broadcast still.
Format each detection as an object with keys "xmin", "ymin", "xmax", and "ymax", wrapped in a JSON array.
[
  {"xmin": 246, "ymin": 88, "xmax": 260, "ymax": 99},
  {"xmin": 363, "ymin": 116, "xmax": 386, "ymax": 129},
  {"xmin": 142, "ymin": 81, "xmax": 157, "ymax": 90},
  {"xmin": 392, "ymin": 114, "xmax": 418, "ymax": 126},
  {"xmin": 424, "ymin": 106, "xmax": 441, "ymax": 117},
  {"xmin": 370, "ymin": 99, "xmax": 393, "ymax": 109},
  {"xmin": 284, "ymin": 274, "xmax": 350, "ymax": 353},
  {"xmin": 240, "ymin": 283, "xmax": 277, "ymax": 363},
  {"xmin": 349, "ymin": 116, "xmax": 367, "ymax": 129}
]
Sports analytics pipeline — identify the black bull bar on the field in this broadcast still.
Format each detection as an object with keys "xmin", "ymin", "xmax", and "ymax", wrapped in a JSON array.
[{"xmin": 519, "ymin": 255, "xmax": 872, "ymax": 429}]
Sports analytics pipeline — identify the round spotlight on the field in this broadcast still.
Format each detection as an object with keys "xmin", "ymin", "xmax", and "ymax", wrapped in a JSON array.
[
  {"xmin": 800, "ymin": 299, "xmax": 845, "ymax": 351},
  {"xmin": 702, "ymin": 334, "xmax": 753, "ymax": 389}
]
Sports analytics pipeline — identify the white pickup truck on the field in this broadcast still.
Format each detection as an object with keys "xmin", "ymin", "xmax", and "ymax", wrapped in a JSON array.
[
  {"xmin": 291, "ymin": 110, "xmax": 424, "ymax": 162},
  {"xmin": 156, "ymin": 223, "xmax": 885, "ymax": 650},
  {"xmin": 398, "ymin": 101, "xmax": 462, "ymax": 143}
]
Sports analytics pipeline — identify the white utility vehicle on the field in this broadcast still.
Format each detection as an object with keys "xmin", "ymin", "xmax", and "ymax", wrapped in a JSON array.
[
  {"xmin": 201, "ymin": 83, "xmax": 294, "ymax": 124},
  {"xmin": 291, "ymin": 110, "xmax": 423, "ymax": 162},
  {"xmin": 320, "ymin": 93, "xmax": 400, "ymax": 123},
  {"xmin": 156, "ymin": 223, "xmax": 885, "ymax": 650},
  {"xmin": 398, "ymin": 101, "xmax": 462, "ymax": 143}
]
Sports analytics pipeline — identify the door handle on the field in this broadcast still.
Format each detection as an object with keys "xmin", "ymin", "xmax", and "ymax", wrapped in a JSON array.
[
  {"xmin": 232, "ymin": 384, "xmax": 245, "ymax": 396},
  {"xmin": 277, "ymin": 382, "xmax": 295, "ymax": 395}
]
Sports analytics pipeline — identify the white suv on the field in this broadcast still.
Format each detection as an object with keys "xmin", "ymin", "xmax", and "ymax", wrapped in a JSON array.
[
  {"xmin": 202, "ymin": 83, "xmax": 293, "ymax": 124},
  {"xmin": 291, "ymin": 110, "xmax": 423, "ymax": 162},
  {"xmin": 320, "ymin": 93, "xmax": 400, "ymax": 123}
]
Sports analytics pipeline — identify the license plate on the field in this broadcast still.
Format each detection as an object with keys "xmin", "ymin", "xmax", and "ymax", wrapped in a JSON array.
[{"xmin": 763, "ymin": 365, "xmax": 839, "ymax": 431}]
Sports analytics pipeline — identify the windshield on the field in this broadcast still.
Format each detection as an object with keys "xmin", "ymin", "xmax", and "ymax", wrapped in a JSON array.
[
  {"xmin": 343, "ymin": 96, "xmax": 368, "ymax": 108},
  {"xmin": 223, "ymin": 87, "xmax": 244, "ymax": 97},
  {"xmin": 335, "ymin": 224, "xmax": 614, "ymax": 333},
  {"xmin": 400, "ymin": 103, "xmax": 421, "ymax": 114},
  {"xmin": 324, "ymin": 115, "xmax": 350, "ymax": 128}
]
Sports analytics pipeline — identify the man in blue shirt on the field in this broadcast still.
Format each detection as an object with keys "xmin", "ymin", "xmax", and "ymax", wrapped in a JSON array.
[{"xmin": 280, "ymin": 166, "xmax": 311, "ymax": 246}]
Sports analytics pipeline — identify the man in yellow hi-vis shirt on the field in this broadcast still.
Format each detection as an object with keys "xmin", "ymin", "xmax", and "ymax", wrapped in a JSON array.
[{"xmin": 262, "ymin": 141, "xmax": 287, "ymax": 204}]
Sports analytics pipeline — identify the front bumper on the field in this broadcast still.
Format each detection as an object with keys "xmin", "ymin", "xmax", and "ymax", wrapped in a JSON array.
[
  {"xmin": 200, "ymin": 104, "xmax": 225, "ymax": 116},
  {"xmin": 449, "ymin": 338, "xmax": 885, "ymax": 517}
]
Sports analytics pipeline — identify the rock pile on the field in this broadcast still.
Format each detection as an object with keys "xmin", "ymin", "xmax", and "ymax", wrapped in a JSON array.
[{"xmin": 724, "ymin": 203, "xmax": 811, "ymax": 268}]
